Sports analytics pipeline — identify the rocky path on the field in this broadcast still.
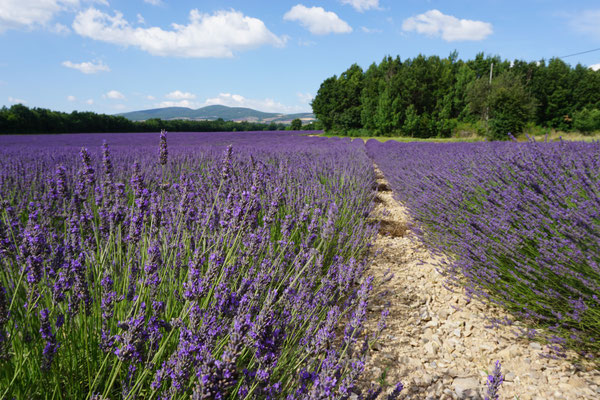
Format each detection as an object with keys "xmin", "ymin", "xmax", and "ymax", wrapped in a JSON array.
[{"xmin": 362, "ymin": 167, "xmax": 600, "ymax": 400}]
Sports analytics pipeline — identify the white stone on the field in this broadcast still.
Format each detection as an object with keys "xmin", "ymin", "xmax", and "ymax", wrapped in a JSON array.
[{"xmin": 453, "ymin": 376, "xmax": 480, "ymax": 398}]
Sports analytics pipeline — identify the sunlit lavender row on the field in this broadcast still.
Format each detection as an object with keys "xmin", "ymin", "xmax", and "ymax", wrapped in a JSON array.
[
  {"xmin": 0, "ymin": 131, "xmax": 402, "ymax": 399},
  {"xmin": 366, "ymin": 139, "xmax": 600, "ymax": 361}
]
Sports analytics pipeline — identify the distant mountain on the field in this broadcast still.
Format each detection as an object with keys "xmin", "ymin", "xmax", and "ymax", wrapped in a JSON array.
[{"xmin": 117, "ymin": 105, "xmax": 315, "ymax": 124}]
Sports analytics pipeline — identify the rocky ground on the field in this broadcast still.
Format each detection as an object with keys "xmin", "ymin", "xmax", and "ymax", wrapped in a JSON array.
[{"xmin": 361, "ymin": 168, "xmax": 600, "ymax": 400}]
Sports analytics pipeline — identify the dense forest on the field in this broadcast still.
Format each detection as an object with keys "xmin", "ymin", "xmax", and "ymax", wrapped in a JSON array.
[
  {"xmin": 311, "ymin": 52, "xmax": 600, "ymax": 139},
  {"xmin": 0, "ymin": 104, "xmax": 294, "ymax": 134}
]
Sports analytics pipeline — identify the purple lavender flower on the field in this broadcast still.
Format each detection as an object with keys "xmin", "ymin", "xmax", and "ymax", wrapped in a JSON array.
[
  {"xmin": 79, "ymin": 147, "xmax": 95, "ymax": 187},
  {"xmin": 0, "ymin": 286, "xmax": 9, "ymax": 360},
  {"xmin": 387, "ymin": 382, "xmax": 403, "ymax": 399},
  {"xmin": 39, "ymin": 308, "xmax": 59, "ymax": 371},
  {"xmin": 485, "ymin": 360, "xmax": 504, "ymax": 400},
  {"xmin": 159, "ymin": 129, "xmax": 168, "ymax": 166},
  {"xmin": 114, "ymin": 307, "xmax": 149, "ymax": 364},
  {"xmin": 101, "ymin": 140, "xmax": 113, "ymax": 184},
  {"xmin": 130, "ymin": 162, "xmax": 144, "ymax": 196},
  {"xmin": 54, "ymin": 165, "xmax": 68, "ymax": 200},
  {"xmin": 221, "ymin": 145, "xmax": 233, "ymax": 184}
]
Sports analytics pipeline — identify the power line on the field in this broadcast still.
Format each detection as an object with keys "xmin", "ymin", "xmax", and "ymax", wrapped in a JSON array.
[{"xmin": 558, "ymin": 47, "xmax": 600, "ymax": 59}]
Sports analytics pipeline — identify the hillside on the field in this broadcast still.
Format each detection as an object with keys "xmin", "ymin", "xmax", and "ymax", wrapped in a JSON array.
[{"xmin": 118, "ymin": 105, "xmax": 315, "ymax": 124}]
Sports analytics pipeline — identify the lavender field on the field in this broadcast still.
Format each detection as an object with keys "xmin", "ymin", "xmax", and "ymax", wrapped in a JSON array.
[
  {"xmin": 367, "ymin": 139, "xmax": 600, "ymax": 361},
  {"xmin": 0, "ymin": 131, "xmax": 403, "ymax": 399},
  {"xmin": 0, "ymin": 130, "xmax": 599, "ymax": 398}
]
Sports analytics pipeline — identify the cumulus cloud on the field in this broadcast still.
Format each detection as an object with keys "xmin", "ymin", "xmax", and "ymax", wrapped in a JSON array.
[
  {"xmin": 590, "ymin": 63, "xmax": 600, "ymax": 71},
  {"xmin": 165, "ymin": 90, "xmax": 196, "ymax": 100},
  {"xmin": 340, "ymin": 0, "xmax": 380, "ymax": 12},
  {"xmin": 62, "ymin": 60, "xmax": 110, "ymax": 74},
  {"xmin": 284, "ymin": 5, "xmax": 352, "ymax": 35},
  {"xmin": 144, "ymin": 0, "xmax": 161, "ymax": 5},
  {"xmin": 0, "ymin": 0, "xmax": 78, "ymax": 32},
  {"xmin": 204, "ymin": 93, "xmax": 305, "ymax": 113},
  {"xmin": 73, "ymin": 8, "xmax": 286, "ymax": 58},
  {"xmin": 569, "ymin": 10, "xmax": 600, "ymax": 39},
  {"xmin": 402, "ymin": 9, "xmax": 493, "ymax": 42},
  {"xmin": 86, "ymin": 98, "xmax": 94, "ymax": 105},
  {"xmin": 104, "ymin": 90, "xmax": 124, "ymax": 99},
  {"xmin": 67, "ymin": 95, "xmax": 76, "ymax": 101}
]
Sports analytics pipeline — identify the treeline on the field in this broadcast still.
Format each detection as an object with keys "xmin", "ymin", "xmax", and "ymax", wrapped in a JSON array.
[
  {"xmin": 311, "ymin": 52, "xmax": 600, "ymax": 139},
  {"xmin": 0, "ymin": 104, "xmax": 290, "ymax": 134}
]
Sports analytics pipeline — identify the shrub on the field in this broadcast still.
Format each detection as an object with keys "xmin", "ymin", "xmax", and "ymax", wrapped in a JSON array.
[{"xmin": 573, "ymin": 108, "xmax": 600, "ymax": 134}]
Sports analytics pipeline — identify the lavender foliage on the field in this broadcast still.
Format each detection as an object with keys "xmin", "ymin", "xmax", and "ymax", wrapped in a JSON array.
[
  {"xmin": 0, "ymin": 131, "xmax": 390, "ymax": 398},
  {"xmin": 367, "ymin": 139, "xmax": 600, "ymax": 359}
]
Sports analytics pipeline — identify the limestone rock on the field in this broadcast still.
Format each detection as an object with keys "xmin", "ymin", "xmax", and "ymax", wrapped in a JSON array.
[{"xmin": 453, "ymin": 376, "xmax": 481, "ymax": 398}]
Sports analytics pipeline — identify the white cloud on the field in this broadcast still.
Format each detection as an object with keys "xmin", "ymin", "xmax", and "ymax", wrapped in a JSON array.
[
  {"xmin": 0, "ymin": 0, "xmax": 79, "ymax": 32},
  {"xmin": 67, "ymin": 95, "xmax": 76, "ymax": 101},
  {"xmin": 569, "ymin": 10, "xmax": 600, "ymax": 39},
  {"xmin": 297, "ymin": 92, "xmax": 314, "ymax": 104},
  {"xmin": 590, "ymin": 63, "xmax": 600, "ymax": 71},
  {"xmin": 144, "ymin": 0, "xmax": 161, "ymax": 5},
  {"xmin": 73, "ymin": 8, "xmax": 286, "ymax": 58},
  {"xmin": 165, "ymin": 90, "xmax": 196, "ymax": 100},
  {"xmin": 402, "ymin": 9, "xmax": 493, "ymax": 42},
  {"xmin": 341, "ymin": 0, "xmax": 380, "ymax": 12},
  {"xmin": 361, "ymin": 26, "xmax": 382, "ymax": 34},
  {"xmin": 204, "ymin": 93, "xmax": 305, "ymax": 113},
  {"xmin": 146, "ymin": 95, "xmax": 156, "ymax": 100},
  {"xmin": 284, "ymin": 5, "xmax": 352, "ymax": 35},
  {"xmin": 51, "ymin": 22, "xmax": 70, "ymax": 34},
  {"xmin": 104, "ymin": 90, "xmax": 124, "ymax": 99},
  {"xmin": 298, "ymin": 39, "xmax": 316, "ymax": 46},
  {"xmin": 136, "ymin": 13, "xmax": 145, "ymax": 24},
  {"xmin": 62, "ymin": 60, "xmax": 110, "ymax": 74},
  {"xmin": 8, "ymin": 96, "xmax": 26, "ymax": 104},
  {"xmin": 86, "ymin": 98, "xmax": 94, "ymax": 104}
]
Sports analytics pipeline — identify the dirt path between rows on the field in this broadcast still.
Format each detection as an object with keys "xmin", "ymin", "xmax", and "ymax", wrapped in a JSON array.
[{"xmin": 361, "ymin": 166, "xmax": 600, "ymax": 400}]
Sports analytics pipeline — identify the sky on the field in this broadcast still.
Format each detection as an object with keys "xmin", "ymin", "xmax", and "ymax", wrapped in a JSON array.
[{"xmin": 1, "ymin": 0, "xmax": 600, "ymax": 115}]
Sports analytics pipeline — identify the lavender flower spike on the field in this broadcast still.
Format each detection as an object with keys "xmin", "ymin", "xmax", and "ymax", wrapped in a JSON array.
[
  {"xmin": 485, "ymin": 360, "xmax": 504, "ymax": 400},
  {"xmin": 159, "ymin": 129, "xmax": 168, "ymax": 166},
  {"xmin": 387, "ymin": 382, "xmax": 403, "ymax": 399}
]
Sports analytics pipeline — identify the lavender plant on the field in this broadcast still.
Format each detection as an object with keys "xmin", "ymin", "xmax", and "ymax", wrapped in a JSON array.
[
  {"xmin": 0, "ymin": 131, "xmax": 397, "ymax": 398},
  {"xmin": 485, "ymin": 360, "xmax": 504, "ymax": 400},
  {"xmin": 367, "ymin": 139, "xmax": 600, "ymax": 361}
]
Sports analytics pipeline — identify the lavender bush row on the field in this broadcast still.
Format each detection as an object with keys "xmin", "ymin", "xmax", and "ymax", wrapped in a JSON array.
[
  {"xmin": 367, "ymin": 139, "xmax": 600, "ymax": 361},
  {"xmin": 0, "ymin": 132, "xmax": 401, "ymax": 398}
]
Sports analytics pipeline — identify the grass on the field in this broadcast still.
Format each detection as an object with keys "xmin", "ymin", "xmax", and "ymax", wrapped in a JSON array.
[
  {"xmin": 318, "ymin": 129, "xmax": 600, "ymax": 143},
  {"xmin": 530, "ymin": 130, "xmax": 600, "ymax": 142}
]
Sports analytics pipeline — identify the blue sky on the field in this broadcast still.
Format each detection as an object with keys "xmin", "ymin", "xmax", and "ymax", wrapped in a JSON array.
[{"xmin": 1, "ymin": 0, "xmax": 600, "ymax": 115}]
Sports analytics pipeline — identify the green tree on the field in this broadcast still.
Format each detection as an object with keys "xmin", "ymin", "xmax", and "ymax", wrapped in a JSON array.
[
  {"xmin": 467, "ymin": 71, "xmax": 536, "ymax": 140},
  {"xmin": 336, "ymin": 63, "xmax": 364, "ymax": 130},
  {"xmin": 311, "ymin": 76, "xmax": 340, "ymax": 131},
  {"xmin": 487, "ymin": 71, "xmax": 537, "ymax": 139},
  {"xmin": 290, "ymin": 118, "xmax": 302, "ymax": 130},
  {"xmin": 401, "ymin": 104, "xmax": 419, "ymax": 137},
  {"xmin": 573, "ymin": 108, "xmax": 600, "ymax": 134}
]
